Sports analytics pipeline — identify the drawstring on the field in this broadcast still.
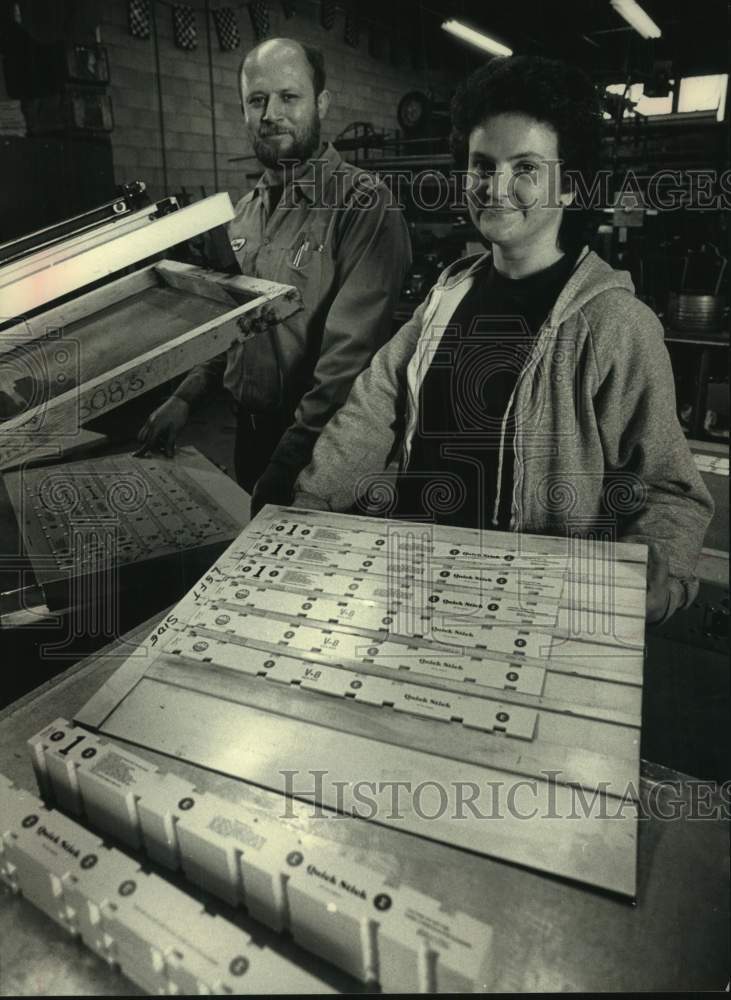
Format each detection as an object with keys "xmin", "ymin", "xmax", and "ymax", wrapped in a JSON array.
[
  {"xmin": 492, "ymin": 324, "xmax": 551, "ymax": 528},
  {"xmin": 492, "ymin": 386, "xmax": 518, "ymax": 527}
]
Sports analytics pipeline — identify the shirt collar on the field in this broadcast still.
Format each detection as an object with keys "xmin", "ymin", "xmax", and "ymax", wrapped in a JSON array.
[{"xmin": 254, "ymin": 142, "xmax": 343, "ymax": 205}]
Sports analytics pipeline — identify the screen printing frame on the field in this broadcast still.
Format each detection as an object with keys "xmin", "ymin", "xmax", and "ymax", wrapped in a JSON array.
[{"xmin": 0, "ymin": 261, "xmax": 300, "ymax": 471}]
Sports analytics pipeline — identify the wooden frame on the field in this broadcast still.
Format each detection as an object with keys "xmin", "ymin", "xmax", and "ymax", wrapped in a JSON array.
[{"xmin": 0, "ymin": 261, "xmax": 301, "ymax": 471}]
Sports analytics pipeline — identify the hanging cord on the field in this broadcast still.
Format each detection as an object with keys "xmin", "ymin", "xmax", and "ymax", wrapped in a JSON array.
[
  {"xmin": 151, "ymin": 0, "xmax": 170, "ymax": 192},
  {"xmin": 204, "ymin": 0, "xmax": 220, "ymax": 190}
]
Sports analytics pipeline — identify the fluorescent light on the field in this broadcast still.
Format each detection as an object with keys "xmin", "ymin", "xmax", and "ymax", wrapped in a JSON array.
[
  {"xmin": 442, "ymin": 18, "xmax": 513, "ymax": 57},
  {"xmin": 610, "ymin": 0, "xmax": 661, "ymax": 39}
]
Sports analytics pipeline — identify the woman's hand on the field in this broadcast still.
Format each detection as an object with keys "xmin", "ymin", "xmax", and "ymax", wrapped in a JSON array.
[{"xmin": 136, "ymin": 397, "xmax": 190, "ymax": 458}]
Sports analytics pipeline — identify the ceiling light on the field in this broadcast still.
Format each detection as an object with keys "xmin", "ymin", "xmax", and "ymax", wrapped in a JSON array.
[
  {"xmin": 610, "ymin": 0, "xmax": 662, "ymax": 39},
  {"xmin": 441, "ymin": 19, "xmax": 513, "ymax": 57}
]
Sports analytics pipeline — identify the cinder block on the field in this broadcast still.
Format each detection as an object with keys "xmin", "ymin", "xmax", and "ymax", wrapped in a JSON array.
[
  {"xmin": 160, "ymin": 74, "xmax": 192, "ymax": 98},
  {"xmin": 189, "ymin": 113, "xmax": 215, "ymax": 135},
  {"xmin": 136, "ymin": 147, "xmax": 164, "ymax": 169},
  {"xmin": 111, "ymin": 44, "xmax": 155, "ymax": 74}
]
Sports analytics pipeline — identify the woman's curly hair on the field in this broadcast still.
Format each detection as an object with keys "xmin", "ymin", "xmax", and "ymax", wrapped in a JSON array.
[{"xmin": 450, "ymin": 55, "xmax": 603, "ymax": 254}]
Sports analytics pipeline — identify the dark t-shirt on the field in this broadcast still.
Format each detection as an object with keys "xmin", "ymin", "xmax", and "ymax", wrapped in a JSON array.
[{"xmin": 394, "ymin": 252, "xmax": 579, "ymax": 530}]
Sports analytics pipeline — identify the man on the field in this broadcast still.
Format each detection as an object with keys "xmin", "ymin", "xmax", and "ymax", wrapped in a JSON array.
[
  {"xmin": 138, "ymin": 38, "xmax": 411, "ymax": 514},
  {"xmin": 291, "ymin": 55, "xmax": 713, "ymax": 624}
]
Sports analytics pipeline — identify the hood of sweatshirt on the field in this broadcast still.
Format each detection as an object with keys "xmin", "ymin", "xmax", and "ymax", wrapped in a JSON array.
[{"xmin": 433, "ymin": 247, "xmax": 636, "ymax": 330}]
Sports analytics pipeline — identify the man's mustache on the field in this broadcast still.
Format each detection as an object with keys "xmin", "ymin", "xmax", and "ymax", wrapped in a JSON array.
[{"xmin": 258, "ymin": 126, "xmax": 292, "ymax": 137}]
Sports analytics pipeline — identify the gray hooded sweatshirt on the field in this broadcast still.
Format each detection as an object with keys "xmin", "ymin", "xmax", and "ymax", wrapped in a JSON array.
[{"xmin": 293, "ymin": 248, "xmax": 714, "ymax": 620}]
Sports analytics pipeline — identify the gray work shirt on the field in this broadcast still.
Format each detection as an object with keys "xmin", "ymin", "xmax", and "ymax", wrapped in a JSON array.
[{"xmin": 176, "ymin": 143, "xmax": 412, "ymax": 472}]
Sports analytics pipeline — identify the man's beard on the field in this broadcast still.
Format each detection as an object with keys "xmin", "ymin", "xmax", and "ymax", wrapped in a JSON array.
[{"xmin": 253, "ymin": 115, "xmax": 321, "ymax": 169}]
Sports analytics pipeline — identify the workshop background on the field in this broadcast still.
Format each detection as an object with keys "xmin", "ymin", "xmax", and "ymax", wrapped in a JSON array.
[{"xmin": 0, "ymin": 0, "xmax": 729, "ymax": 781}]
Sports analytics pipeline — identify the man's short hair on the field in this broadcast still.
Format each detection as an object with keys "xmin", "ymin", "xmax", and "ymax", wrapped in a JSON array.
[
  {"xmin": 239, "ymin": 40, "xmax": 326, "ymax": 99},
  {"xmin": 450, "ymin": 55, "xmax": 603, "ymax": 254}
]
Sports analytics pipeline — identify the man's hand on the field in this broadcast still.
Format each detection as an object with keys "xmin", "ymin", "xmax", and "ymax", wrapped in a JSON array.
[
  {"xmin": 645, "ymin": 541, "xmax": 671, "ymax": 624},
  {"xmin": 137, "ymin": 397, "xmax": 190, "ymax": 458},
  {"xmin": 251, "ymin": 463, "xmax": 296, "ymax": 518}
]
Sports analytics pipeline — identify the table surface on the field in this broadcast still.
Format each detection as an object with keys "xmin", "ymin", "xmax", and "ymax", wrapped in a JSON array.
[{"xmin": 0, "ymin": 611, "xmax": 728, "ymax": 995}]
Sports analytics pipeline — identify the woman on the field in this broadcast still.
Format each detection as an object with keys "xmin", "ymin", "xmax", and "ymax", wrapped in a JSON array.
[{"xmin": 291, "ymin": 56, "xmax": 713, "ymax": 624}]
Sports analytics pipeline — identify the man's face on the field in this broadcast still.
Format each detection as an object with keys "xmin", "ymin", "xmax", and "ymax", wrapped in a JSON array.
[
  {"xmin": 466, "ymin": 113, "xmax": 569, "ymax": 252},
  {"xmin": 241, "ymin": 46, "xmax": 325, "ymax": 169}
]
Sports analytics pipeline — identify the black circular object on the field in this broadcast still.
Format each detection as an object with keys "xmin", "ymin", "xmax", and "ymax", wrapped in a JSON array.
[
  {"xmin": 50, "ymin": 731, "xmax": 65, "ymax": 742},
  {"xmin": 22, "ymin": 814, "xmax": 38, "ymax": 829},
  {"xmin": 229, "ymin": 956, "xmax": 249, "ymax": 977},
  {"xmin": 81, "ymin": 748, "xmax": 97, "ymax": 759},
  {"xmin": 81, "ymin": 854, "xmax": 98, "ymax": 870},
  {"xmin": 118, "ymin": 880, "xmax": 137, "ymax": 897},
  {"xmin": 286, "ymin": 850, "xmax": 304, "ymax": 867},
  {"xmin": 397, "ymin": 90, "xmax": 431, "ymax": 132},
  {"xmin": 374, "ymin": 892, "xmax": 392, "ymax": 911},
  {"xmin": 263, "ymin": 659, "xmax": 275, "ymax": 668},
  {"xmin": 488, "ymin": 603, "xmax": 499, "ymax": 611},
  {"xmin": 350, "ymin": 680, "xmax": 363, "ymax": 689},
  {"xmin": 506, "ymin": 671, "xmax": 519, "ymax": 682},
  {"xmin": 514, "ymin": 638, "xmax": 527, "ymax": 648},
  {"xmin": 178, "ymin": 797, "xmax": 195, "ymax": 811},
  {"xmin": 496, "ymin": 711, "xmax": 510, "ymax": 723}
]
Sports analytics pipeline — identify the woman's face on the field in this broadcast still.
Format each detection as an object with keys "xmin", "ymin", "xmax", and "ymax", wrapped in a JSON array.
[{"xmin": 466, "ymin": 113, "xmax": 570, "ymax": 254}]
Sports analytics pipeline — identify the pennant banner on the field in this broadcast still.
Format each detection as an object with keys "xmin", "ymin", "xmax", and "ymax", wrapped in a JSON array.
[
  {"xmin": 248, "ymin": 0, "xmax": 270, "ymax": 41},
  {"xmin": 344, "ymin": 0, "xmax": 359, "ymax": 47},
  {"xmin": 213, "ymin": 7, "xmax": 240, "ymax": 50},
  {"xmin": 173, "ymin": 4, "xmax": 197, "ymax": 50},
  {"xmin": 320, "ymin": 0, "xmax": 336, "ymax": 30},
  {"xmin": 128, "ymin": 0, "xmax": 150, "ymax": 39}
]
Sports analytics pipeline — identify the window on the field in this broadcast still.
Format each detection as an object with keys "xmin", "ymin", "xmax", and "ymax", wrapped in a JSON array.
[
  {"xmin": 677, "ymin": 74, "xmax": 728, "ymax": 121},
  {"xmin": 604, "ymin": 82, "xmax": 674, "ymax": 118},
  {"xmin": 604, "ymin": 75, "xmax": 729, "ymax": 122}
]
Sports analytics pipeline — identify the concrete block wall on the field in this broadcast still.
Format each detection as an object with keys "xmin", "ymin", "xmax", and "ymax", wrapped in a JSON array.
[{"xmin": 99, "ymin": 1, "xmax": 448, "ymax": 206}]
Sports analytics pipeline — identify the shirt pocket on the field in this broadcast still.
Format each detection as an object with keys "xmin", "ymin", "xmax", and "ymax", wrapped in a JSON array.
[{"xmin": 285, "ymin": 227, "xmax": 325, "ymax": 275}]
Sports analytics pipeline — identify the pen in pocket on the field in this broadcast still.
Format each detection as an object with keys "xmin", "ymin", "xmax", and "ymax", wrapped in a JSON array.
[{"xmin": 292, "ymin": 238, "xmax": 310, "ymax": 268}]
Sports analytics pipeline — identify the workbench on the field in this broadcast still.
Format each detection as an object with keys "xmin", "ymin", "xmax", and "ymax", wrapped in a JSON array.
[{"xmin": 0, "ymin": 610, "xmax": 727, "ymax": 993}]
